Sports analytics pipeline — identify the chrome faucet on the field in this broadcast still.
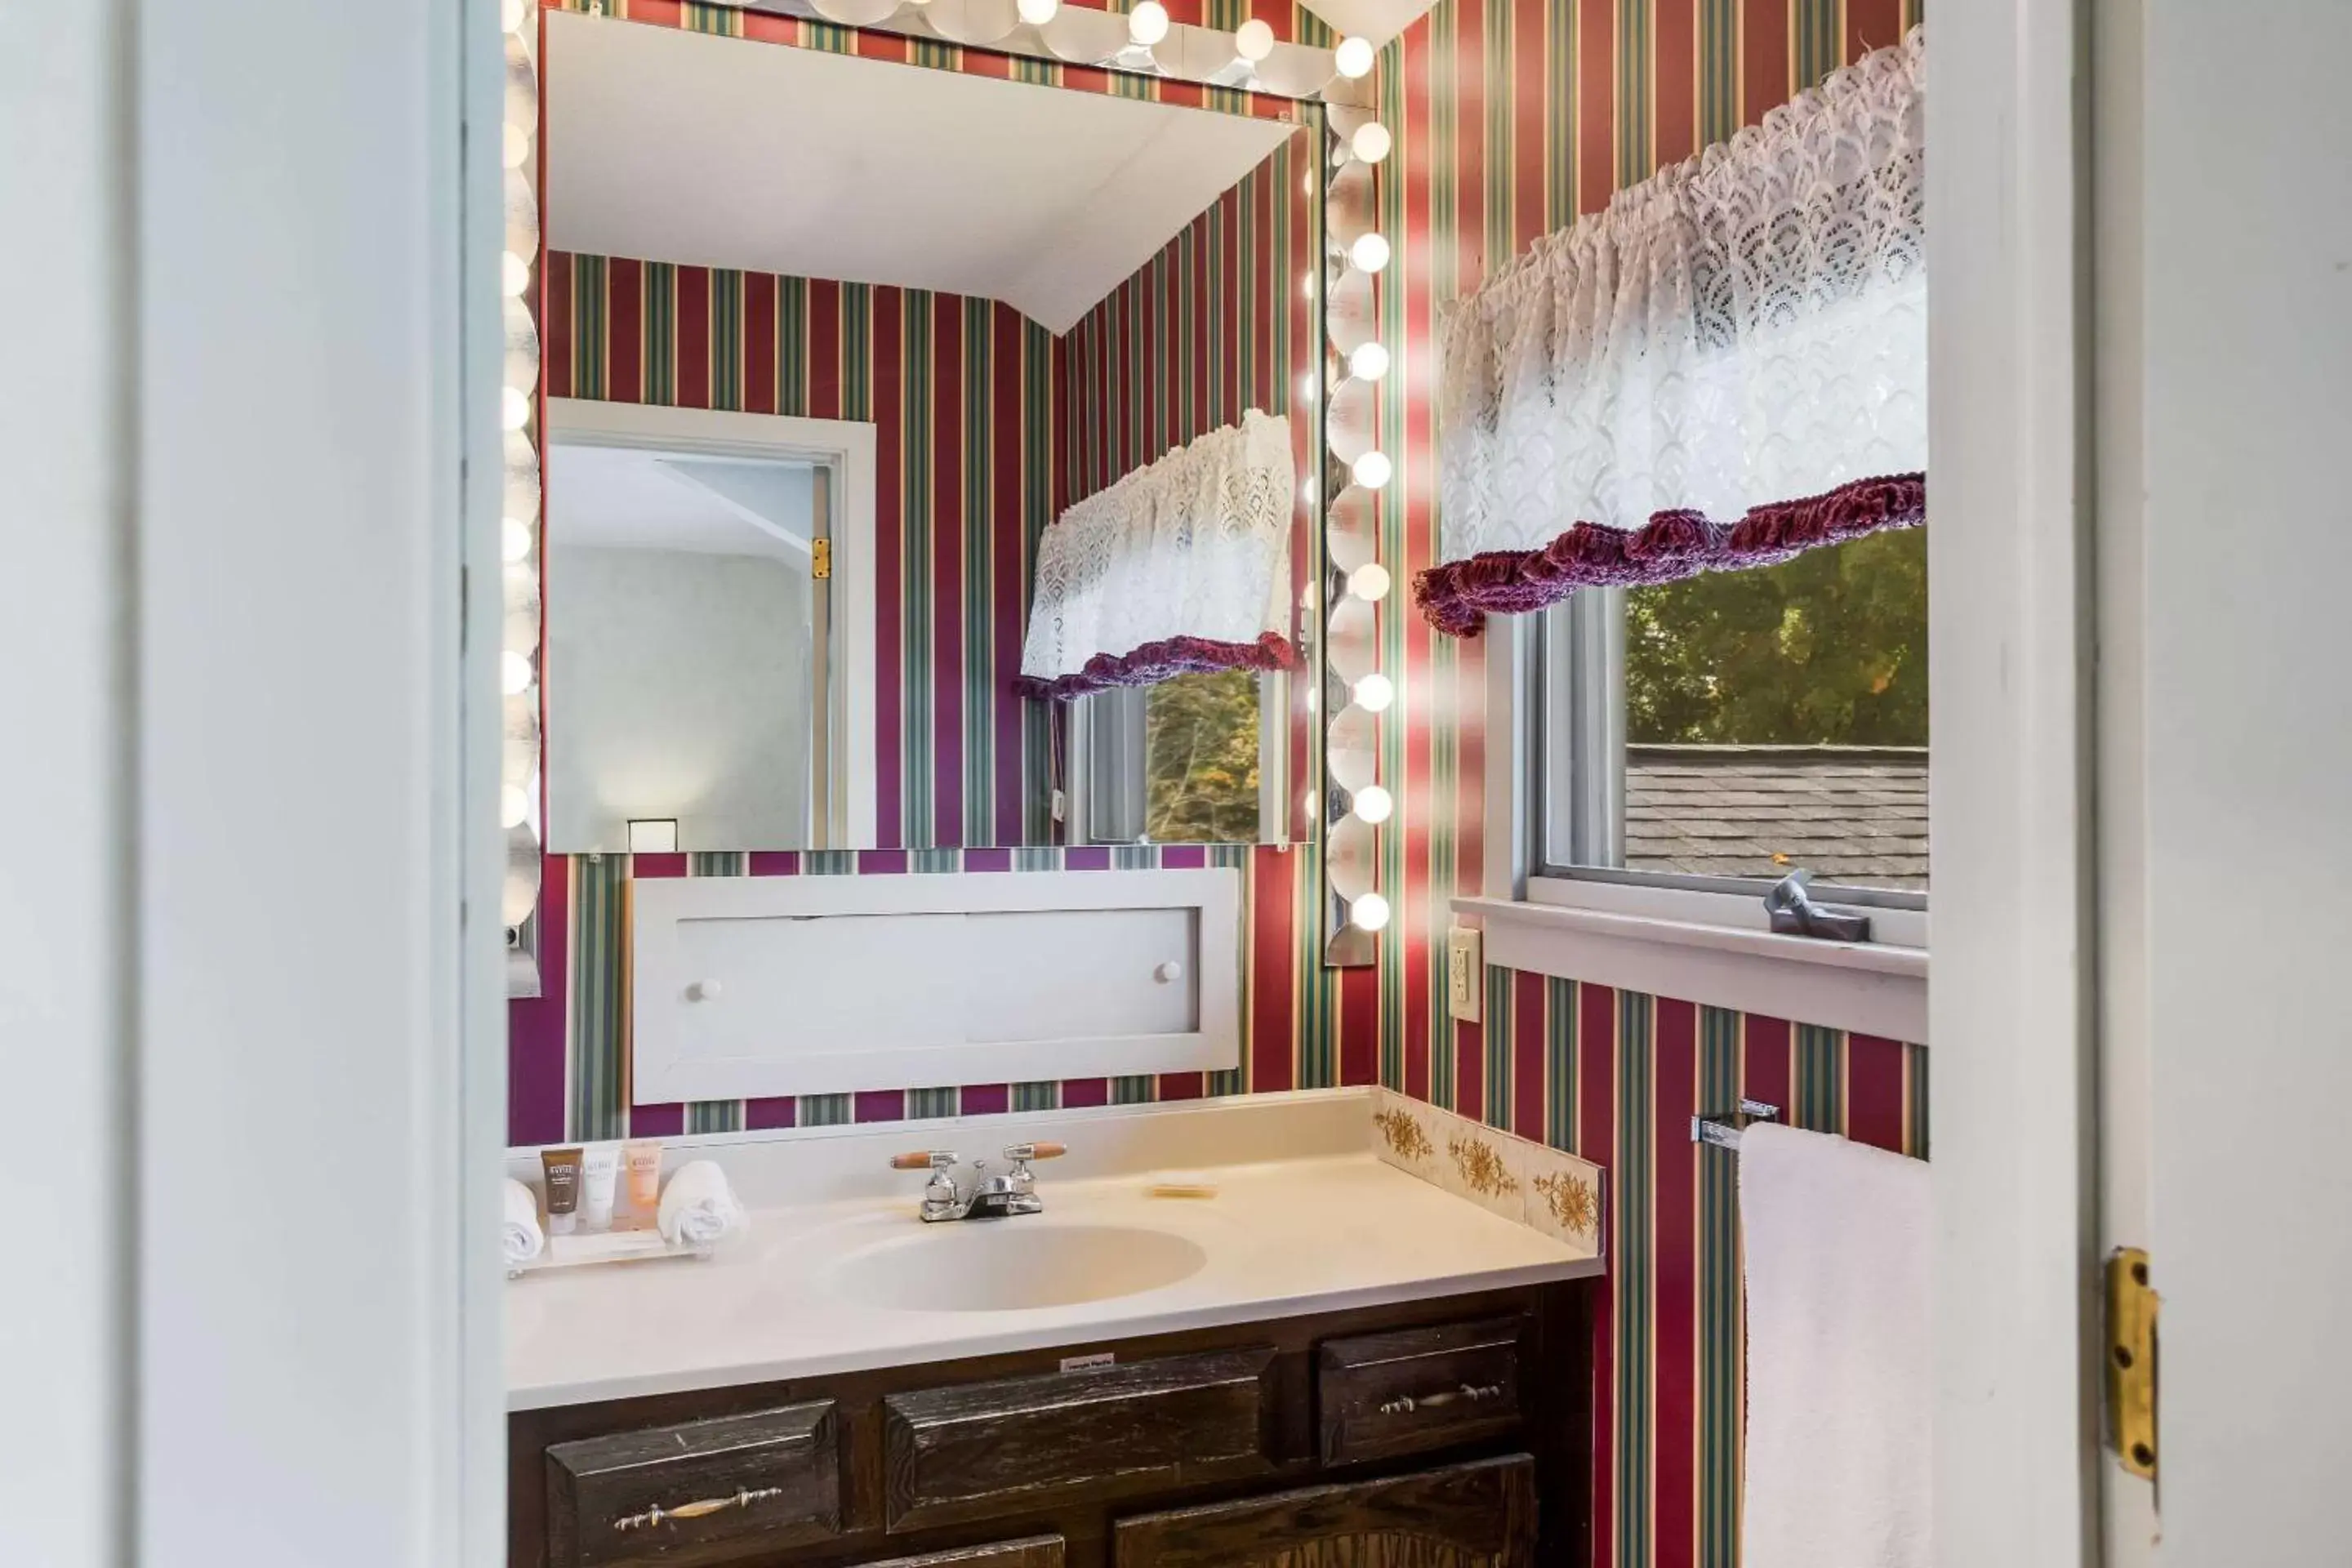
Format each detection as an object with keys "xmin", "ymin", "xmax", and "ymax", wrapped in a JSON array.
[{"xmin": 890, "ymin": 1142, "xmax": 1066, "ymax": 1222}]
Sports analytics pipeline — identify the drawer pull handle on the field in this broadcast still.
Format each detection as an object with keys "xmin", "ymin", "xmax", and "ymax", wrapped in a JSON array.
[
  {"xmin": 613, "ymin": 1485, "xmax": 784, "ymax": 1532},
  {"xmin": 1379, "ymin": 1381, "xmax": 1505, "ymax": 1417}
]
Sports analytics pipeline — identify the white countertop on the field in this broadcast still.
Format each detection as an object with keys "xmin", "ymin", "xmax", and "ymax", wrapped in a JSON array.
[{"xmin": 507, "ymin": 1152, "xmax": 1602, "ymax": 1410}]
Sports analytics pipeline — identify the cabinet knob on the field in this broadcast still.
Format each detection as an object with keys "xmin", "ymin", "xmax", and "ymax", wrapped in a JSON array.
[
  {"xmin": 687, "ymin": 978, "xmax": 723, "ymax": 1002},
  {"xmin": 1154, "ymin": 961, "xmax": 1184, "ymax": 984}
]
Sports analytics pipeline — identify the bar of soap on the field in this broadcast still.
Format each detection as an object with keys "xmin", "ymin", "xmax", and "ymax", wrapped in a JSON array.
[{"xmin": 1145, "ymin": 1171, "xmax": 1219, "ymax": 1199}]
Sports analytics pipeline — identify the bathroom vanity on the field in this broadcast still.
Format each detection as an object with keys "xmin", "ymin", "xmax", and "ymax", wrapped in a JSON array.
[
  {"xmin": 505, "ymin": 1095, "xmax": 1606, "ymax": 1568},
  {"xmin": 510, "ymin": 1284, "xmax": 1588, "ymax": 1568}
]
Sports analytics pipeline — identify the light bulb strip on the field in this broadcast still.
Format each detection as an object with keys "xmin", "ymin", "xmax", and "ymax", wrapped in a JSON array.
[
  {"xmin": 501, "ymin": 0, "xmax": 544, "ymax": 957},
  {"xmin": 1317, "ymin": 103, "xmax": 1392, "ymax": 965}
]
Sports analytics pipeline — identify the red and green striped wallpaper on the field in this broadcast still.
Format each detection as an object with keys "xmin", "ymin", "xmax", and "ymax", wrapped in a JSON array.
[
  {"xmin": 1359, "ymin": 3, "xmax": 1929, "ymax": 1564},
  {"xmin": 513, "ymin": 8, "xmax": 1931, "ymax": 1566}
]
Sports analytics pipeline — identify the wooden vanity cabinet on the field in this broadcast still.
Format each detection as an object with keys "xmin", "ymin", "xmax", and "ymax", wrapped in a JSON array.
[{"xmin": 509, "ymin": 1282, "xmax": 1589, "ymax": 1568}]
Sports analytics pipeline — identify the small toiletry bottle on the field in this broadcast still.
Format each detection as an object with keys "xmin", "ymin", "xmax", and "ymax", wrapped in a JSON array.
[
  {"xmin": 622, "ymin": 1141, "xmax": 664, "ymax": 1230},
  {"xmin": 580, "ymin": 1146, "xmax": 621, "ymax": 1232},
  {"xmin": 540, "ymin": 1147, "xmax": 584, "ymax": 1236}
]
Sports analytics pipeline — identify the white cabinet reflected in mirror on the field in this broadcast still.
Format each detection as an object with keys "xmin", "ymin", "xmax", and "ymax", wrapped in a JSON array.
[
  {"xmin": 543, "ymin": 400, "xmax": 878, "ymax": 853},
  {"xmin": 535, "ymin": 8, "xmax": 1321, "ymax": 853}
]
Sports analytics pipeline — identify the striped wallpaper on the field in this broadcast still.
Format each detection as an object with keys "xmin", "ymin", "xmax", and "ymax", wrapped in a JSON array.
[
  {"xmin": 1362, "ymin": 3, "xmax": 1929, "ymax": 1565},
  {"xmin": 514, "ymin": 10, "xmax": 1932, "ymax": 1566}
]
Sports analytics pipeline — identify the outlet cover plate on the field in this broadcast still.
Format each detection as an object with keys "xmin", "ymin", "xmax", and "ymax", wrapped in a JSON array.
[{"xmin": 1447, "ymin": 925, "xmax": 1482, "ymax": 1022}]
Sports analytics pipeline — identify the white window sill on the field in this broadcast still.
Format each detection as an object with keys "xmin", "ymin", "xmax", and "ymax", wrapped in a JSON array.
[{"xmin": 1454, "ymin": 880, "xmax": 1928, "ymax": 1043}]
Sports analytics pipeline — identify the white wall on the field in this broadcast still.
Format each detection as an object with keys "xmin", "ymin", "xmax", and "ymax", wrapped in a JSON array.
[
  {"xmin": 2130, "ymin": 2, "xmax": 2352, "ymax": 1557},
  {"xmin": 548, "ymin": 546, "xmax": 813, "ymax": 850}
]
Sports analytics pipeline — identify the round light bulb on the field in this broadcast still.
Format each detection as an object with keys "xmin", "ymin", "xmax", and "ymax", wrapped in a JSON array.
[
  {"xmin": 501, "ymin": 516, "xmax": 533, "ymax": 564},
  {"xmin": 1334, "ymin": 34, "xmax": 1375, "ymax": 78},
  {"xmin": 1353, "ymin": 672, "xmax": 1395, "ymax": 713},
  {"xmin": 1348, "ymin": 341, "xmax": 1391, "ymax": 381},
  {"xmin": 1299, "ymin": 372, "xmax": 1318, "ymax": 403},
  {"xmin": 1351, "ymin": 122, "xmax": 1392, "ymax": 163},
  {"xmin": 1348, "ymin": 562, "xmax": 1392, "ymax": 602},
  {"xmin": 1351, "ymin": 450, "xmax": 1392, "ymax": 489},
  {"xmin": 1349, "ymin": 232, "xmax": 1391, "ymax": 274},
  {"xmin": 500, "ymin": 648, "xmax": 534, "ymax": 696},
  {"xmin": 501, "ymin": 0, "xmax": 527, "ymax": 33},
  {"xmin": 1235, "ymin": 16, "xmax": 1275, "ymax": 60},
  {"xmin": 1128, "ymin": 0, "xmax": 1169, "ymax": 45},
  {"xmin": 503, "ymin": 122, "xmax": 531, "ymax": 170},
  {"xmin": 501, "ymin": 385, "xmax": 531, "ymax": 432},
  {"xmin": 501, "ymin": 250, "xmax": 530, "ymax": 298},
  {"xmin": 1352, "ymin": 891, "xmax": 1392, "ymax": 931},
  {"xmin": 1018, "ymin": 0, "xmax": 1058, "ymax": 22},
  {"xmin": 1352, "ymin": 785, "xmax": 1393, "ymax": 824},
  {"xmin": 501, "ymin": 782, "xmax": 532, "ymax": 830},
  {"xmin": 1300, "ymin": 269, "xmax": 1316, "ymax": 301}
]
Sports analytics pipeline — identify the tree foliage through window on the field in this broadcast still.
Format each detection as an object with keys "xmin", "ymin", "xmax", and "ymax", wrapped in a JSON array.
[
  {"xmin": 1145, "ymin": 669, "xmax": 1263, "ymax": 843},
  {"xmin": 1624, "ymin": 528, "xmax": 1927, "ymax": 746}
]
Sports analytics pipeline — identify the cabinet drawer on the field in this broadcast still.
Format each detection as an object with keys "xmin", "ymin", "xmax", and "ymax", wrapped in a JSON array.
[
  {"xmin": 883, "ymin": 1347, "xmax": 1277, "ymax": 1531},
  {"xmin": 860, "ymin": 1537, "xmax": 1065, "ymax": 1567},
  {"xmin": 1112, "ymin": 1454, "xmax": 1538, "ymax": 1568},
  {"xmin": 545, "ymin": 1401, "xmax": 840, "ymax": 1567},
  {"xmin": 1317, "ymin": 1316, "xmax": 1525, "ymax": 1465}
]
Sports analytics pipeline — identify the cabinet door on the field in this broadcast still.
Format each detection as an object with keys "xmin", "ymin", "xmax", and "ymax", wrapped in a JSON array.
[
  {"xmin": 853, "ymin": 1537, "xmax": 1063, "ymax": 1568},
  {"xmin": 1111, "ymin": 1454, "xmax": 1535, "ymax": 1568}
]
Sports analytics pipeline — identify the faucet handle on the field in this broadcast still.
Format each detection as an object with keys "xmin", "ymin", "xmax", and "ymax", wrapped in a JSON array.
[
  {"xmin": 1001, "ymin": 1142, "xmax": 1065, "ymax": 1162},
  {"xmin": 890, "ymin": 1150, "xmax": 959, "ymax": 1171}
]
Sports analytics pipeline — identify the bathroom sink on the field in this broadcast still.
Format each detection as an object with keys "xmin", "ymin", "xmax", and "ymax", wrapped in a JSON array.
[{"xmin": 828, "ymin": 1223, "xmax": 1208, "ymax": 1313}]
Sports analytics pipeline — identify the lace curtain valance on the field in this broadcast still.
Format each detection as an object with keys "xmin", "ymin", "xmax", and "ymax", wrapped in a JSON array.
[
  {"xmin": 1419, "ymin": 29, "xmax": 1927, "ymax": 637},
  {"xmin": 1018, "ymin": 408, "xmax": 1298, "ymax": 699}
]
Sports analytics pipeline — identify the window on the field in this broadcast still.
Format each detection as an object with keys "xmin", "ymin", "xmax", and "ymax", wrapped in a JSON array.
[
  {"xmin": 1538, "ymin": 527, "xmax": 1927, "ymax": 909},
  {"xmin": 1074, "ymin": 671, "xmax": 1275, "ymax": 845}
]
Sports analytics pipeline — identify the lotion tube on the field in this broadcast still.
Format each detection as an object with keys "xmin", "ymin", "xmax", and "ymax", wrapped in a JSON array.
[
  {"xmin": 540, "ymin": 1147, "xmax": 583, "ymax": 1236},
  {"xmin": 580, "ymin": 1145, "xmax": 621, "ymax": 1231},
  {"xmin": 622, "ymin": 1140, "xmax": 664, "ymax": 1226}
]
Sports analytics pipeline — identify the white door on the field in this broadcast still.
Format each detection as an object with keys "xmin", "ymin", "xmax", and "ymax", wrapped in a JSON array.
[{"xmin": 2095, "ymin": 2, "xmax": 2352, "ymax": 1562}]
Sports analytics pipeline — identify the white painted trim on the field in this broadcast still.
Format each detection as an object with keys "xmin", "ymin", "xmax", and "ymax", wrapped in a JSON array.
[
  {"xmin": 630, "ymin": 868, "xmax": 1243, "ymax": 1101},
  {"xmin": 2, "ymin": 2, "xmax": 135, "ymax": 1560},
  {"xmin": 1455, "ymin": 894, "xmax": 1927, "ymax": 1042},
  {"xmin": 1481, "ymin": 613, "xmax": 1531, "ymax": 902},
  {"xmin": 133, "ymin": 0, "xmax": 486, "ymax": 1561},
  {"xmin": 1929, "ymin": 3, "xmax": 2102, "ymax": 1566},
  {"xmin": 544, "ymin": 396, "xmax": 881, "ymax": 849},
  {"xmin": 1522, "ymin": 872, "xmax": 1931, "ymax": 950}
]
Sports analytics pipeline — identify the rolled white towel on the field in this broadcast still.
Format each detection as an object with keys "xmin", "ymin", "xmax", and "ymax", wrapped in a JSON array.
[
  {"xmin": 657, "ymin": 1160, "xmax": 747, "ymax": 1248},
  {"xmin": 502, "ymin": 1178, "xmax": 546, "ymax": 1268}
]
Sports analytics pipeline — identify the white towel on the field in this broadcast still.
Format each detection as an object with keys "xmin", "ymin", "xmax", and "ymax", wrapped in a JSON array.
[
  {"xmin": 501, "ymin": 1177, "xmax": 546, "ymax": 1268},
  {"xmin": 1740, "ymin": 1122, "xmax": 1930, "ymax": 1568},
  {"xmin": 657, "ymin": 1160, "xmax": 747, "ymax": 1248}
]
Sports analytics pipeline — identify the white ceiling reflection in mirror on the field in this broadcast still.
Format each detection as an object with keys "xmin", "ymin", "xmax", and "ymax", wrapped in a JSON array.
[{"xmin": 546, "ymin": 10, "xmax": 1297, "ymax": 332}]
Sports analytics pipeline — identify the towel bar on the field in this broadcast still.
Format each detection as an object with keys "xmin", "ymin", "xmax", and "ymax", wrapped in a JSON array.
[{"xmin": 1693, "ymin": 1099, "xmax": 1780, "ymax": 1151}]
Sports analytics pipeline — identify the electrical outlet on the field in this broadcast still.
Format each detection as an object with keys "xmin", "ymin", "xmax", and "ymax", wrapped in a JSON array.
[{"xmin": 1446, "ymin": 925, "xmax": 1482, "ymax": 1022}]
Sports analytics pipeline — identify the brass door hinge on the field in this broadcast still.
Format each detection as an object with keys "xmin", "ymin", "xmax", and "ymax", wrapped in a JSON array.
[
  {"xmin": 811, "ymin": 537, "xmax": 832, "ymax": 580},
  {"xmin": 2106, "ymin": 1247, "xmax": 2158, "ymax": 1479}
]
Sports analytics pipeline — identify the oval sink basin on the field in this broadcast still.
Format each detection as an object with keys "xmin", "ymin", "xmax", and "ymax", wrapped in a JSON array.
[{"xmin": 829, "ymin": 1223, "xmax": 1208, "ymax": 1313}]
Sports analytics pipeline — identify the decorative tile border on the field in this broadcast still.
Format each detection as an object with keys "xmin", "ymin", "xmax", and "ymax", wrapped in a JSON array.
[{"xmin": 1372, "ymin": 1086, "xmax": 1605, "ymax": 1256}]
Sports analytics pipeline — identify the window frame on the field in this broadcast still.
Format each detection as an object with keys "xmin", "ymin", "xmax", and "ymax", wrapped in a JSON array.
[
  {"xmin": 1457, "ymin": 611, "xmax": 1927, "ymax": 1044},
  {"xmin": 1534, "ymin": 577, "xmax": 1931, "ymax": 915}
]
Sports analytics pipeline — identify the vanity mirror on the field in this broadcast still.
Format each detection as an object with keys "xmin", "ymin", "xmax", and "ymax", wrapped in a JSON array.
[{"xmin": 534, "ymin": 9, "xmax": 1326, "ymax": 854}]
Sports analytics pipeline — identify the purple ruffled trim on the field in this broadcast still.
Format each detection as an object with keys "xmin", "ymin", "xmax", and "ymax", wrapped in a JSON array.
[
  {"xmin": 1016, "ymin": 630, "xmax": 1299, "ymax": 701},
  {"xmin": 1414, "ymin": 472, "xmax": 1927, "ymax": 637}
]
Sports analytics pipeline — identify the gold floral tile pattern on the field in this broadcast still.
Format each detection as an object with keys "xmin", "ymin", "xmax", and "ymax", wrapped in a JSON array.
[
  {"xmin": 1447, "ymin": 1134, "xmax": 1521, "ymax": 1199},
  {"xmin": 1373, "ymin": 1105, "xmax": 1433, "ymax": 1162},
  {"xmin": 1533, "ymin": 1169, "xmax": 1598, "ymax": 1236},
  {"xmin": 1370, "ymin": 1088, "xmax": 1606, "ymax": 1255}
]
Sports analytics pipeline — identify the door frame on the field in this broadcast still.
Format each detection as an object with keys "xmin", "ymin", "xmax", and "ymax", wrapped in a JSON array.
[
  {"xmin": 1929, "ymin": 2, "xmax": 2109, "ymax": 1566},
  {"xmin": 543, "ymin": 396, "xmax": 882, "ymax": 851}
]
